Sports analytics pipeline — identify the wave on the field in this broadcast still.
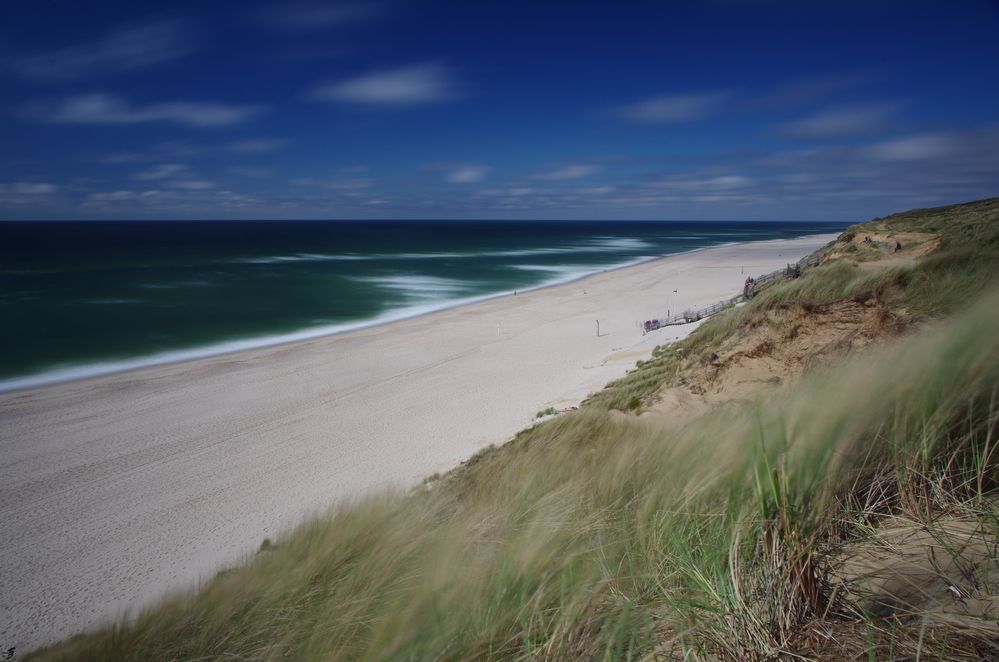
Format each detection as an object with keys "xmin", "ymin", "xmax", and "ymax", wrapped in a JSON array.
[
  {"xmin": 139, "ymin": 281, "xmax": 212, "ymax": 289},
  {"xmin": 349, "ymin": 274, "xmax": 472, "ymax": 302},
  {"xmin": 234, "ymin": 253, "xmax": 371, "ymax": 264},
  {"xmin": 0, "ymin": 233, "xmax": 836, "ymax": 393},
  {"xmin": 391, "ymin": 252, "xmax": 468, "ymax": 259},
  {"xmin": 0, "ymin": 255, "xmax": 662, "ymax": 393},
  {"xmin": 84, "ymin": 298, "xmax": 144, "ymax": 305},
  {"xmin": 231, "ymin": 238, "xmax": 658, "ymax": 266},
  {"xmin": 582, "ymin": 237, "xmax": 655, "ymax": 251}
]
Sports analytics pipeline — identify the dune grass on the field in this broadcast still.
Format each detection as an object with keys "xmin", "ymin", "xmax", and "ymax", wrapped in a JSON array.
[
  {"xmin": 859, "ymin": 196, "xmax": 999, "ymax": 249},
  {"xmin": 588, "ymin": 198, "xmax": 999, "ymax": 412},
  {"xmin": 32, "ymin": 199, "xmax": 999, "ymax": 660},
  {"xmin": 38, "ymin": 288, "xmax": 999, "ymax": 662}
]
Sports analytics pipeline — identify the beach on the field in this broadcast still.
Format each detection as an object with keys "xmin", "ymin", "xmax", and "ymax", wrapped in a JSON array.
[{"xmin": 0, "ymin": 233, "xmax": 835, "ymax": 652}]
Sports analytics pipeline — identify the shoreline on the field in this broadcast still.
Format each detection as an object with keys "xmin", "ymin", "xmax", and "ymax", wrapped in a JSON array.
[
  {"xmin": 0, "ymin": 241, "xmax": 753, "ymax": 394},
  {"xmin": 0, "ymin": 233, "xmax": 837, "ymax": 652}
]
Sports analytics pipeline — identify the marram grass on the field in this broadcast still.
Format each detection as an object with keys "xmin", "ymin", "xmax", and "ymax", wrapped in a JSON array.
[
  {"xmin": 33, "ymin": 198, "xmax": 999, "ymax": 660},
  {"xmin": 34, "ymin": 293, "xmax": 999, "ymax": 660}
]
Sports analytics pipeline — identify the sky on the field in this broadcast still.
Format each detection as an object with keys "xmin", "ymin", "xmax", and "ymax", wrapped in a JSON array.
[{"xmin": 1, "ymin": 0, "xmax": 998, "ymax": 221}]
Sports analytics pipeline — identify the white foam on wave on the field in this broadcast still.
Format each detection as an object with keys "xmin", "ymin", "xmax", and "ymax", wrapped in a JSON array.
[
  {"xmin": 1, "ymin": 233, "xmax": 805, "ymax": 393},
  {"xmin": 392, "ymin": 252, "xmax": 467, "ymax": 259},
  {"xmin": 510, "ymin": 256, "xmax": 656, "ymax": 289},
  {"xmin": 376, "ymin": 247, "xmax": 579, "ymax": 259},
  {"xmin": 233, "ymin": 241, "xmax": 656, "ymax": 265},
  {"xmin": 139, "ymin": 281, "xmax": 212, "ymax": 289},
  {"xmin": 0, "ymin": 285, "xmax": 519, "ymax": 393},
  {"xmin": 510, "ymin": 264, "xmax": 577, "ymax": 273},
  {"xmin": 349, "ymin": 274, "xmax": 471, "ymax": 302},
  {"xmin": 582, "ymin": 236, "xmax": 656, "ymax": 251},
  {"xmin": 84, "ymin": 298, "xmax": 144, "ymax": 305},
  {"xmin": 0, "ymin": 256, "xmax": 659, "ymax": 393},
  {"xmin": 486, "ymin": 247, "xmax": 577, "ymax": 257},
  {"xmin": 234, "ymin": 253, "xmax": 371, "ymax": 264}
]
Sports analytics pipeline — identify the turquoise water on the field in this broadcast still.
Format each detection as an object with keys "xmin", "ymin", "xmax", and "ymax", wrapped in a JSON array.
[{"xmin": 0, "ymin": 220, "xmax": 842, "ymax": 388}]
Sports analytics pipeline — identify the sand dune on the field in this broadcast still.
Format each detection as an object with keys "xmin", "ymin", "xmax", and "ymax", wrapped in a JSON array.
[{"xmin": 0, "ymin": 234, "xmax": 835, "ymax": 652}]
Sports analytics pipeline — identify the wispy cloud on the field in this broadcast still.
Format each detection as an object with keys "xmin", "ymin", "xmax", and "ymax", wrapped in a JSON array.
[
  {"xmin": 865, "ymin": 133, "xmax": 958, "ymax": 161},
  {"xmin": 131, "ymin": 163, "xmax": 189, "ymax": 181},
  {"xmin": 778, "ymin": 102, "xmax": 899, "ymax": 138},
  {"xmin": 0, "ymin": 181, "xmax": 59, "ymax": 207},
  {"xmin": 98, "ymin": 152, "xmax": 153, "ymax": 165},
  {"xmin": 6, "ymin": 20, "xmax": 197, "ymax": 81},
  {"xmin": 312, "ymin": 63, "xmax": 460, "ymax": 106},
  {"xmin": 31, "ymin": 94, "xmax": 263, "ymax": 128},
  {"xmin": 446, "ymin": 164, "xmax": 489, "ymax": 183},
  {"xmin": 0, "ymin": 182, "xmax": 58, "ymax": 195},
  {"xmin": 97, "ymin": 138, "xmax": 284, "ymax": 164},
  {"xmin": 127, "ymin": 163, "xmax": 215, "ymax": 190},
  {"xmin": 166, "ymin": 180, "xmax": 216, "ymax": 190},
  {"xmin": 755, "ymin": 72, "xmax": 880, "ymax": 108},
  {"xmin": 533, "ymin": 164, "xmax": 601, "ymax": 180},
  {"xmin": 656, "ymin": 174, "xmax": 753, "ymax": 191},
  {"xmin": 615, "ymin": 91, "xmax": 731, "ymax": 124},
  {"xmin": 84, "ymin": 188, "xmax": 256, "ymax": 209},
  {"xmin": 225, "ymin": 139, "xmax": 287, "ymax": 153},
  {"xmin": 291, "ymin": 177, "xmax": 374, "ymax": 191},
  {"xmin": 228, "ymin": 166, "xmax": 272, "ymax": 178},
  {"xmin": 258, "ymin": 2, "xmax": 380, "ymax": 31}
]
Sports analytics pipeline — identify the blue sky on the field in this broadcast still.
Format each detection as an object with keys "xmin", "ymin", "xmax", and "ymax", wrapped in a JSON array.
[{"xmin": 1, "ymin": 0, "xmax": 997, "ymax": 220}]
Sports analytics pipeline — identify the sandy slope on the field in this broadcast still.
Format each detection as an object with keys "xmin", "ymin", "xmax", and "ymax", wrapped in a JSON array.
[{"xmin": 0, "ymin": 234, "xmax": 834, "ymax": 652}]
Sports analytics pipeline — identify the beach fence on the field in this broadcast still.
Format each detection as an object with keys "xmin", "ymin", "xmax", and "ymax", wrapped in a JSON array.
[{"xmin": 642, "ymin": 252, "xmax": 821, "ymax": 331}]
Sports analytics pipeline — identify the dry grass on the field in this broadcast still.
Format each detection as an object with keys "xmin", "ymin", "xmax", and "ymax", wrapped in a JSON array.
[
  {"xmin": 33, "ymin": 292, "xmax": 999, "ymax": 662},
  {"xmin": 30, "ymin": 199, "xmax": 999, "ymax": 661}
]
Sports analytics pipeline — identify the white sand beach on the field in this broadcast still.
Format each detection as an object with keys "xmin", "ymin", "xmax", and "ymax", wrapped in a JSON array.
[{"xmin": 0, "ymin": 234, "xmax": 835, "ymax": 652}]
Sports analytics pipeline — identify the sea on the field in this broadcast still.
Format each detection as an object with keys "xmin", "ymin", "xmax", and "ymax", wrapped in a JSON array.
[{"xmin": 0, "ymin": 220, "xmax": 844, "ymax": 390}]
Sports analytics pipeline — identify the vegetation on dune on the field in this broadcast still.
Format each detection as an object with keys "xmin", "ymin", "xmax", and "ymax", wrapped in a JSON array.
[
  {"xmin": 535, "ymin": 406, "xmax": 558, "ymax": 419},
  {"xmin": 590, "ymin": 197, "xmax": 999, "ymax": 413},
  {"xmin": 32, "ymin": 199, "xmax": 999, "ymax": 661}
]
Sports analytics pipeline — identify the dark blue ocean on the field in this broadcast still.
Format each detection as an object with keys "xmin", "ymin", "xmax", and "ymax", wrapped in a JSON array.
[{"xmin": 0, "ymin": 220, "xmax": 843, "ymax": 388}]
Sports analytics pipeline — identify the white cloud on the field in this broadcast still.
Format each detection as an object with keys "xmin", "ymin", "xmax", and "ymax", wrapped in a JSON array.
[
  {"xmin": 0, "ymin": 182, "xmax": 58, "ymax": 194},
  {"xmin": 131, "ymin": 164, "xmax": 189, "ymax": 181},
  {"xmin": 866, "ymin": 133, "xmax": 957, "ymax": 161},
  {"xmin": 446, "ymin": 165, "xmax": 489, "ymax": 183},
  {"xmin": 779, "ymin": 102, "xmax": 898, "ymax": 138},
  {"xmin": 225, "ymin": 139, "xmax": 287, "ymax": 153},
  {"xmin": 655, "ymin": 174, "xmax": 753, "ymax": 194},
  {"xmin": 260, "ymin": 2, "xmax": 379, "ymax": 31},
  {"xmin": 7, "ymin": 20, "xmax": 196, "ymax": 80},
  {"xmin": 533, "ymin": 164, "xmax": 600, "ymax": 181},
  {"xmin": 84, "ymin": 188, "xmax": 258, "ymax": 209},
  {"xmin": 88, "ymin": 190, "xmax": 146, "ymax": 202},
  {"xmin": 615, "ymin": 91, "xmax": 731, "ymax": 124},
  {"xmin": 292, "ymin": 177, "xmax": 374, "ymax": 191},
  {"xmin": 128, "ymin": 164, "xmax": 214, "ymax": 190},
  {"xmin": 327, "ymin": 178, "xmax": 374, "ymax": 191},
  {"xmin": 98, "ymin": 152, "xmax": 149, "ymax": 164},
  {"xmin": 228, "ymin": 166, "xmax": 272, "ymax": 178},
  {"xmin": 33, "ymin": 94, "xmax": 263, "ymax": 128},
  {"xmin": 167, "ymin": 180, "xmax": 216, "ymax": 190},
  {"xmin": 313, "ymin": 63, "xmax": 459, "ymax": 105},
  {"xmin": 756, "ymin": 72, "xmax": 880, "ymax": 108}
]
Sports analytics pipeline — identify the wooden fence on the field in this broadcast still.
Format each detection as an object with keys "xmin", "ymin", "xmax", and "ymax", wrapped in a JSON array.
[{"xmin": 644, "ymin": 252, "xmax": 821, "ymax": 329}]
